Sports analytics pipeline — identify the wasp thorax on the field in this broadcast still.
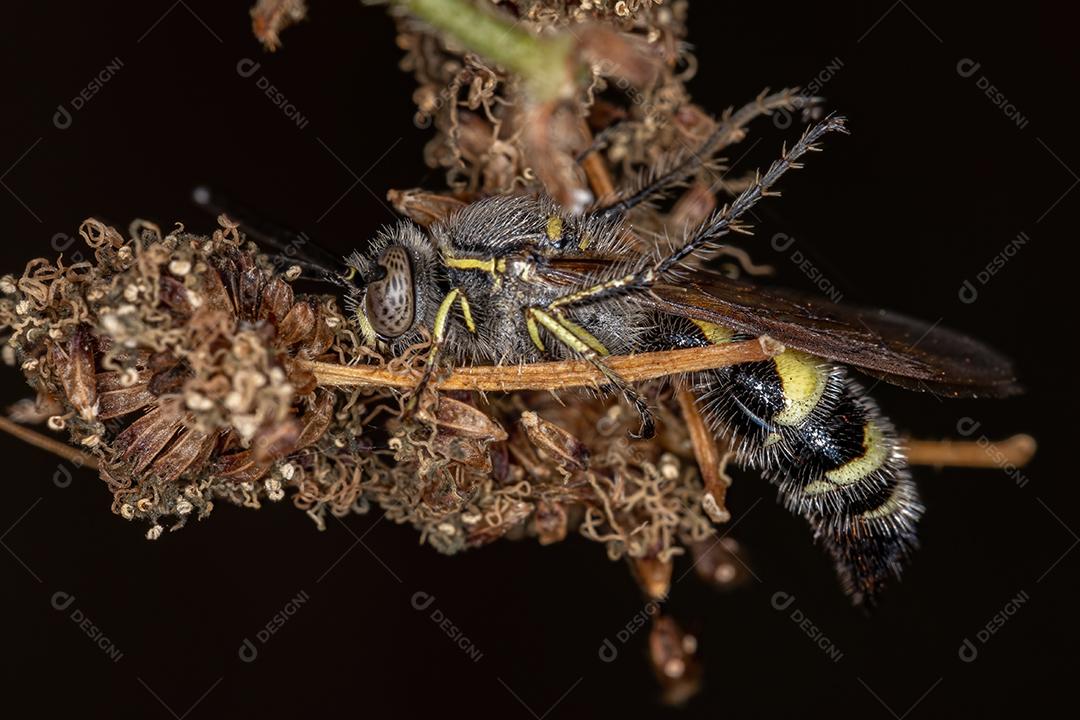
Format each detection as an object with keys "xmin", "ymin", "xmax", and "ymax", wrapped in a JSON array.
[{"xmin": 365, "ymin": 245, "xmax": 415, "ymax": 338}]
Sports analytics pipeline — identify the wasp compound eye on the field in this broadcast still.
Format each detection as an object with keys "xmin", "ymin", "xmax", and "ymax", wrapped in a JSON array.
[{"xmin": 365, "ymin": 245, "xmax": 415, "ymax": 338}]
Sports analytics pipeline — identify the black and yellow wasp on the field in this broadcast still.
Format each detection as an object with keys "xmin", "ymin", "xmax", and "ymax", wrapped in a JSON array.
[{"xmin": 196, "ymin": 114, "xmax": 1018, "ymax": 605}]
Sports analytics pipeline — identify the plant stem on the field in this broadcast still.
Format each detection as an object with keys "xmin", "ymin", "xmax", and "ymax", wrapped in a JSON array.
[
  {"xmin": 0, "ymin": 416, "xmax": 99, "ymax": 469},
  {"xmin": 397, "ymin": 0, "xmax": 574, "ymax": 100},
  {"xmin": 304, "ymin": 338, "xmax": 780, "ymax": 391}
]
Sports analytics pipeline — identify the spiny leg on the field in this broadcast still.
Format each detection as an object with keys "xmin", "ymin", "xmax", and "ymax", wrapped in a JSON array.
[
  {"xmin": 407, "ymin": 288, "xmax": 475, "ymax": 406},
  {"xmin": 526, "ymin": 307, "xmax": 655, "ymax": 439}
]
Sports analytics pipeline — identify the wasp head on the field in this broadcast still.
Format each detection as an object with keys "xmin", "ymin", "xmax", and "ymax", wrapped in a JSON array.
[{"xmin": 344, "ymin": 221, "xmax": 438, "ymax": 349}]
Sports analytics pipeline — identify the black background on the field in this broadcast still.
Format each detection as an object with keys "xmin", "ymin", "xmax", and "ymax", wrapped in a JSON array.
[{"xmin": 1, "ymin": 2, "xmax": 1073, "ymax": 718}]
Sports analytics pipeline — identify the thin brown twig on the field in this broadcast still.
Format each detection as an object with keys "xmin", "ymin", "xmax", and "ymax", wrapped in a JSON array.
[
  {"xmin": 0, "ymin": 416, "xmax": 99, "ymax": 470},
  {"xmin": 304, "ymin": 338, "xmax": 780, "ymax": 392},
  {"xmin": 904, "ymin": 434, "xmax": 1037, "ymax": 469},
  {"xmin": 676, "ymin": 388, "xmax": 730, "ymax": 523}
]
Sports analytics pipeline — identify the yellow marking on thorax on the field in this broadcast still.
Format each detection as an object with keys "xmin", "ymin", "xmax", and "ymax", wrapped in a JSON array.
[
  {"xmin": 825, "ymin": 422, "xmax": 890, "ymax": 485},
  {"xmin": 691, "ymin": 320, "xmax": 735, "ymax": 345},
  {"xmin": 444, "ymin": 255, "xmax": 497, "ymax": 273},
  {"xmin": 546, "ymin": 216, "xmax": 563, "ymax": 242},
  {"xmin": 772, "ymin": 350, "xmax": 828, "ymax": 427}
]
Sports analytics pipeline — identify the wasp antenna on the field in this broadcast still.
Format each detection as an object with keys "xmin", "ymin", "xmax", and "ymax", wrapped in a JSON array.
[
  {"xmin": 191, "ymin": 185, "xmax": 349, "ymax": 278},
  {"xmin": 599, "ymin": 89, "xmax": 823, "ymax": 218},
  {"xmin": 651, "ymin": 116, "xmax": 848, "ymax": 278}
]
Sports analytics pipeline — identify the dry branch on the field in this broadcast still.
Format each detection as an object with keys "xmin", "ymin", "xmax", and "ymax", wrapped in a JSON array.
[
  {"xmin": 904, "ymin": 434, "xmax": 1037, "ymax": 469},
  {"xmin": 304, "ymin": 338, "xmax": 779, "ymax": 391}
]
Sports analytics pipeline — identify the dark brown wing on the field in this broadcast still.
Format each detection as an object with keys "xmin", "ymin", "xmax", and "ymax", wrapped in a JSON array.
[{"xmin": 650, "ymin": 274, "xmax": 1020, "ymax": 398}]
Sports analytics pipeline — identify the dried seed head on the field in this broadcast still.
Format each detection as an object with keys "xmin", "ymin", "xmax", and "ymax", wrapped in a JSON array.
[{"xmin": 3, "ymin": 215, "xmax": 351, "ymax": 532}]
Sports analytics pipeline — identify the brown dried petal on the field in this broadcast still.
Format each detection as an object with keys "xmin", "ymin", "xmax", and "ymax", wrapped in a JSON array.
[
  {"xmin": 259, "ymin": 276, "xmax": 295, "ymax": 324},
  {"xmin": 387, "ymin": 188, "xmax": 467, "ymax": 227},
  {"xmin": 198, "ymin": 259, "xmax": 235, "ymax": 315},
  {"xmin": 466, "ymin": 500, "xmax": 534, "ymax": 547},
  {"xmin": 418, "ymin": 396, "xmax": 508, "ymax": 441},
  {"xmin": 298, "ymin": 313, "xmax": 334, "ymax": 358},
  {"xmin": 214, "ymin": 450, "xmax": 271, "ymax": 484},
  {"xmin": 252, "ymin": 418, "xmax": 300, "ymax": 464},
  {"xmin": 519, "ymin": 411, "xmax": 588, "ymax": 470},
  {"xmin": 276, "ymin": 302, "xmax": 315, "ymax": 346},
  {"xmin": 295, "ymin": 390, "xmax": 334, "ymax": 449},
  {"xmin": 649, "ymin": 616, "xmax": 702, "ymax": 707},
  {"xmin": 95, "ymin": 369, "xmax": 152, "ymax": 393},
  {"xmin": 152, "ymin": 427, "xmax": 214, "ymax": 484},
  {"xmin": 238, "ymin": 266, "xmax": 264, "ymax": 320},
  {"xmin": 432, "ymin": 435, "xmax": 492, "ymax": 473},
  {"xmin": 533, "ymin": 500, "xmax": 568, "ymax": 545},
  {"xmin": 98, "ymin": 386, "xmax": 157, "ymax": 420},
  {"xmin": 158, "ymin": 276, "xmax": 194, "ymax": 315},
  {"xmin": 112, "ymin": 405, "xmax": 187, "ymax": 473},
  {"xmin": 689, "ymin": 537, "xmax": 752, "ymax": 589},
  {"xmin": 286, "ymin": 362, "xmax": 318, "ymax": 397},
  {"xmin": 148, "ymin": 362, "xmax": 190, "ymax": 397},
  {"xmin": 49, "ymin": 327, "xmax": 98, "ymax": 420},
  {"xmin": 631, "ymin": 555, "xmax": 673, "ymax": 601}
]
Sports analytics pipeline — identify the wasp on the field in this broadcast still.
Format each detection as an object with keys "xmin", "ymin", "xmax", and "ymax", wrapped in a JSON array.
[{"xmin": 196, "ymin": 113, "xmax": 1019, "ymax": 605}]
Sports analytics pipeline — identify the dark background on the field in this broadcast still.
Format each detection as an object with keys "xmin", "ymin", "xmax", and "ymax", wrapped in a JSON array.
[{"xmin": 1, "ymin": 2, "xmax": 1073, "ymax": 718}]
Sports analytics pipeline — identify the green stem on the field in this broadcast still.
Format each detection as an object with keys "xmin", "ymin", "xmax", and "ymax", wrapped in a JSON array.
[{"xmin": 398, "ymin": 0, "xmax": 575, "ymax": 100}]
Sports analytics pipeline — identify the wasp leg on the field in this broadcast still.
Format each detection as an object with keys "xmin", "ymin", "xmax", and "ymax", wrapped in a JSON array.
[
  {"xmin": 526, "ymin": 307, "xmax": 655, "ymax": 439},
  {"xmin": 408, "ymin": 288, "xmax": 476, "ymax": 406}
]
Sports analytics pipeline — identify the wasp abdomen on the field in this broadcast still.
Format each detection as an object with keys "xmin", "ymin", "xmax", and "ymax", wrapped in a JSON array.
[{"xmin": 667, "ymin": 318, "xmax": 923, "ymax": 603}]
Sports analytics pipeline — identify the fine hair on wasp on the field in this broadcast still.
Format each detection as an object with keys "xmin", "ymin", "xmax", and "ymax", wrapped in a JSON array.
[{"xmin": 194, "ymin": 93, "xmax": 1019, "ymax": 606}]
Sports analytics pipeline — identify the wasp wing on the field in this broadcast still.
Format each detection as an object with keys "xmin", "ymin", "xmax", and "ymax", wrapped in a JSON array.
[{"xmin": 648, "ymin": 274, "xmax": 1019, "ymax": 398}]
